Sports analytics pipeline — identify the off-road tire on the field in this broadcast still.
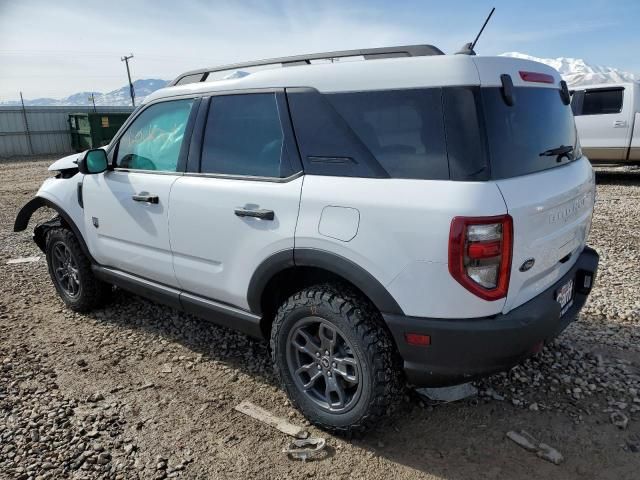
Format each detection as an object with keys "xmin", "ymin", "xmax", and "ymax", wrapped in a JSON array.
[
  {"xmin": 45, "ymin": 228, "xmax": 111, "ymax": 312},
  {"xmin": 271, "ymin": 283, "xmax": 403, "ymax": 434}
]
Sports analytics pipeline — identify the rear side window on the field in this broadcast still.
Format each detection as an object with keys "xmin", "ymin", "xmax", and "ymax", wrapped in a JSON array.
[
  {"xmin": 200, "ymin": 94, "xmax": 288, "ymax": 177},
  {"xmin": 326, "ymin": 89, "xmax": 448, "ymax": 180},
  {"xmin": 572, "ymin": 88, "xmax": 624, "ymax": 116}
]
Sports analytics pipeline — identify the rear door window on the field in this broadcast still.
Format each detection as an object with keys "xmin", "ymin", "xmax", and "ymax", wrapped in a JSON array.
[
  {"xmin": 200, "ymin": 93, "xmax": 290, "ymax": 178},
  {"xmin": 572, "ymin": 88, "xmax": 624, "ymax": 116}
]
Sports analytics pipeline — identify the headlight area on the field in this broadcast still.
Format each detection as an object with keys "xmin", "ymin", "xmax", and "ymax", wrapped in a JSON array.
[{"xmin": 54, "ymin": 167, "xmax": 79, "ymax": 179}]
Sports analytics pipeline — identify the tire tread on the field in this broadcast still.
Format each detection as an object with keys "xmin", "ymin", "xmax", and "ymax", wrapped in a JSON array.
[
  {"xmin": 270, "ymin": 283, "xmax": 403, "ymax": 434},
  {"xmin": 45, "ymin": 227, "xmax": 110, "ymax": 312}
]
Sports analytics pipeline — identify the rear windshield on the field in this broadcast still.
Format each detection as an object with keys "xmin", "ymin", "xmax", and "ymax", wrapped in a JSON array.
[{"xmin": 481, "ymin": 87, "xmax": 579, "ymax": 179}]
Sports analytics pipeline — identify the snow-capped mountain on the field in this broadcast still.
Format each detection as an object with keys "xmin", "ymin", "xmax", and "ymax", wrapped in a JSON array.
[
  {"xmin": 500, "ymin": 52, "xmax": 637, "ymax": 87},
  {"xmin": 2, "ymin": 79, "xmax": 169, "ymax": 106}
]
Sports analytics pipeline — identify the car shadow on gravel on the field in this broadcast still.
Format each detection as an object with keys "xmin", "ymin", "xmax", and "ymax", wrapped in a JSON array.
[
  {"xmin": 83, "ymin": 290, "xmax": 640, "ymax": 480},
  {"xmin": 86, "ymin": 289, "xmax": 278, "ymax": 384},
  {"xmin": 595, "ymin": 168, "xmax": 640, "ymax": 185}
]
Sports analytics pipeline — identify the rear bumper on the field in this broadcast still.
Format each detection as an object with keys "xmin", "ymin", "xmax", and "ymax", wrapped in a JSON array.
[{"xmin": 383, "ymin": 246, "xmax": 599, "ymax": 387}]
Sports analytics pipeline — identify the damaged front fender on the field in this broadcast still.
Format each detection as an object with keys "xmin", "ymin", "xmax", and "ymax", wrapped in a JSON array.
[
  {"xmin": 13, "ymin": 197, "xmax": 48, "ymax": 232},
  {"xmin": 13, "ymin": 196, "xmax": 95, "ymax": 262}
]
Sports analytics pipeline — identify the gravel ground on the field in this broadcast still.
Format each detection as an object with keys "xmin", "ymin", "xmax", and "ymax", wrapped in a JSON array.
[{"xmin": 1, "ymin": 157, "xmax": 639, "ymax": 480}]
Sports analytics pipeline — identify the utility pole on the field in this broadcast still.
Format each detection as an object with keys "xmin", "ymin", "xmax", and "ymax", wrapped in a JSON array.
[
  {"xmin": 88, "ymin": 93, "xmax": 97, "ymax": 112},
  {"xmin": 19, "ymin": 92, "xmax": 34, "ymax": 155},
  {"xmin": 121, "ymin": 53, "xmax": 135, "ymax": 107}
]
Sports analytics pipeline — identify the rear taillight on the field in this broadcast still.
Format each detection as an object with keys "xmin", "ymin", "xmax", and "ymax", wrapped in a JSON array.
[{"xmin": 448, "ymin": 215, "xmax": 513, "ymax": 301}]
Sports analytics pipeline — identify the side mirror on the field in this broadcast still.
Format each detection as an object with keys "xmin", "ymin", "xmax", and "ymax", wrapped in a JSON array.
[{"xmin": 78, "ymin": 148, "xmax": 108, "ymax": 174}]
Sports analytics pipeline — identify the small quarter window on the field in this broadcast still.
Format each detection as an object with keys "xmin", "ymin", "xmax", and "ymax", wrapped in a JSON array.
[
  {"xmin": 200, "ymin": 94, "xmax": 287, "ymax": 177},
  {"xmin": 116, "ymin": 99, "xmax": 194, "ymax": 172},
  {"xmin": 325, "ymin": 89, "xmax": 448, "ymax": 180}
]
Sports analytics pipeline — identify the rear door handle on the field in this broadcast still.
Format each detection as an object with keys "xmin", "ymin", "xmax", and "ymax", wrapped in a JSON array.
[
  {"xmin": 613, "ymin": 120, "xmax": 628, "ymax": 128},
  {"xmin": 234, "ymin": 208, "xmax": 274, "ymax": 220},
  {"xmin": 132, "ymin": 194, "xmax": 159, "ymax": 204}
]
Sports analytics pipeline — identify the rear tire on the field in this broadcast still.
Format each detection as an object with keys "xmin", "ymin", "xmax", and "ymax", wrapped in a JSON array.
[
  {"xmin": 45, "ymin": 228, "xmax": 111, "ymax": 312},
  {"xmin": 270, "ymin": 284, "xmax": 402, "ymax": 434}
]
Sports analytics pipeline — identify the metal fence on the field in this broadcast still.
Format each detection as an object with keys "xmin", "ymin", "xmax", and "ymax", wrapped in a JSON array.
[{"xmin": 0, "ymin": 106, "xmax": 134, "ymax": 158}]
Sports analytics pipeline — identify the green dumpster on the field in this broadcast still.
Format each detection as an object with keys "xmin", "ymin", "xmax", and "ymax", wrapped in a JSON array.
[{"xmin": 69, "ymin": 112, "xmax": 131, "ymax": 152}]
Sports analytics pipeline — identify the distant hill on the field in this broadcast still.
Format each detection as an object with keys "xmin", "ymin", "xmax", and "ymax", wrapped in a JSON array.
[
  {"xmin": 500, "ymin": 52, "xmax": 637, "ymax": 86},
  {"xmin": 2, "ymin": 79, "xmax": 169, "ymax": 106}
]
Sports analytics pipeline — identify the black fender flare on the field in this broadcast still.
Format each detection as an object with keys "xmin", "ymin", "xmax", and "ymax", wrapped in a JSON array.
[
  {"xmin": 14, "ymin": 196, "xmax": 95, "ymax": 263},
  {"xmin": 247, "ymin": 247, "xmax": 404, "ymax": 316}
]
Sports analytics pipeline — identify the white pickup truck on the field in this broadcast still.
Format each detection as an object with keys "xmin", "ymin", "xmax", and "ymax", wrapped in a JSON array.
[{"xmin": 571, "ymin": 82, "xmax": 640, "ymax": 163}]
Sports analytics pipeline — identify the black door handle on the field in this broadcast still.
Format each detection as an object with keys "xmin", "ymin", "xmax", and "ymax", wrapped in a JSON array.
[
  {"xmin": 234, "ymin": 208, "xmax": 274, "ymax": 220},
  {"xmin": 132, "ymin": 194, "xmax": 159, "ymax": 204}
]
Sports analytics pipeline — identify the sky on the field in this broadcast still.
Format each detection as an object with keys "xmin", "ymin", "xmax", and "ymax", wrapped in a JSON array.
[{"xmin": 0, "ymin": 0, "xmax": 638, "ymax": 102}]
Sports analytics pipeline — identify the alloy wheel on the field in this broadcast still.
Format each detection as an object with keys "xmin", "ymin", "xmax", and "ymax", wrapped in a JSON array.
[
  {"xmin": 286, "ymin": 316, "xmax": 362, "ymax": 413},
  {"xmin": 51, "ymin": 241, "xmax": 81, "ymax": 298}
]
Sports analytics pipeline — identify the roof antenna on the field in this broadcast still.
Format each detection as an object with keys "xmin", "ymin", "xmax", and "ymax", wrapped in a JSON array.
[{"xmin": 456, "ymin": 7, "xmax": 495, "ymax": 55}]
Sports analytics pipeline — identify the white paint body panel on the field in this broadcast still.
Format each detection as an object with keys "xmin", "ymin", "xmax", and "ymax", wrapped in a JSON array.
[
  {"xmin": 318, "ymin": 206, "xmax": 360, "ymax": 242},
  {"xmin": 82, "ymin": 171, "xmax": 179, "ymax": 285},
  {"xmin": 35, "ymin": 176, "xmax": 86, "ymax": 240},
  {"xmin": 496, "ymin": 158, "xmax": 595, "ymax": 313},
  {"xmin": 144, "ymin": 55, "xmax": 564, "ymax": 105},
  {"xmin": 47, "ymin": 147, "xmax": 108, "ymax": 172},
  {"xmin": 632, "ymin": 112, "xmax": 640, "ymax": 149},
  {"xmin": 48, "ymin": 152, "xmax": 82, "ymax": 172},
  {"xmin": 168, "ymin": 175, "xmax": 303, "ymax": 309},
  {"xmin": 145, "ymin": 55, "xmax": 481, "ymax": 101},
  {"xmin": 296, "ymin": 176, "xmax": 508, "ymax": 318},
  {"xmin": 472, "ymin": 56, "xmax": 561, "ymax": 88}
]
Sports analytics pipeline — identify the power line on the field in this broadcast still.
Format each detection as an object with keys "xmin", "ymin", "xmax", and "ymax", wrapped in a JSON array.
[{"xmin": 0, "ymin": 50, "xmax": 206, "ymax": 61}]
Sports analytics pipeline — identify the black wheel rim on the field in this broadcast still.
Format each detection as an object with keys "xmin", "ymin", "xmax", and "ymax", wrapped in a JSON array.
[
  {"xmin": 51, "ymin": 241, "xmax": 80, "ymax": 298},
  {"xmin": 286, "ymin": 316, "xmax": 362, "ymax": 413}
]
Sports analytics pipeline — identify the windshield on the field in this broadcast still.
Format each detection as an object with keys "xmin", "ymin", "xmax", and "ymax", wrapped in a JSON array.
[{"xmin": 481, "ymin": 87, "xmax": 579, "ymax": 179}]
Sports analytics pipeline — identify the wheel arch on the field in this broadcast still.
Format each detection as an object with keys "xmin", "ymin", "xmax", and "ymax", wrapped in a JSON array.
[
  {"xmin": 249, "ymin": 248, "xmax": 404, "ymax": 336},
  {"xmin": 14, "ymin": 196, "xmax": 95, "ymax": 263}
]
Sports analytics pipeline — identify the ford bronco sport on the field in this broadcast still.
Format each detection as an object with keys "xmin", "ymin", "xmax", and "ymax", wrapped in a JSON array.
[{"xmin": 15, "ymin": 45, "xmax": 599, "ymax": 433}]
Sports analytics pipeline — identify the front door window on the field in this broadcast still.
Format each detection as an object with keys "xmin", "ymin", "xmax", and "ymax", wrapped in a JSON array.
[{"xmin": 116, "ymin": 99, "xmax": 194, "ymax": 172}]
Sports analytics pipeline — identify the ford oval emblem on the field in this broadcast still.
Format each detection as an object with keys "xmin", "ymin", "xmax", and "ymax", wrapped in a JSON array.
[{"xmin": 519, "ymin": 258, "xmax": 535, "ymax": 272}]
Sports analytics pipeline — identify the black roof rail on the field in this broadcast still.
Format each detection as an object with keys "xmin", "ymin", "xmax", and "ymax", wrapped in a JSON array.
[{"xmin": 169, "ymin": 44, "xmax": 444, "ymax": 87}]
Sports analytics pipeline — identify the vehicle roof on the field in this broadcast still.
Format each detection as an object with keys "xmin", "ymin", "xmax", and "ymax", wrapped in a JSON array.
[
  {"xmin": 571, "ymin": 81, "xmax": 638, "ymax": 90},
  {"xmin": 143, "ymin": 54, "xmax": 562, "ymax": 104}
]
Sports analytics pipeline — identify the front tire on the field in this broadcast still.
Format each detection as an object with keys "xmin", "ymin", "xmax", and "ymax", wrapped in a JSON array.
[
  {"xmin": 271, "ymin": 284, "xmax": 402, "ymax": 434},
  {"xmin": 45, "ymin": 228, "xmax": 110, "ymax": 312}
]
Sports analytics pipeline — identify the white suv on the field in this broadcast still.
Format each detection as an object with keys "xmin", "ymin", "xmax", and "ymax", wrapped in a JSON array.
[{"xmin": 15, "ymin": 45, "xmax": 599, "ymax": 433}]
